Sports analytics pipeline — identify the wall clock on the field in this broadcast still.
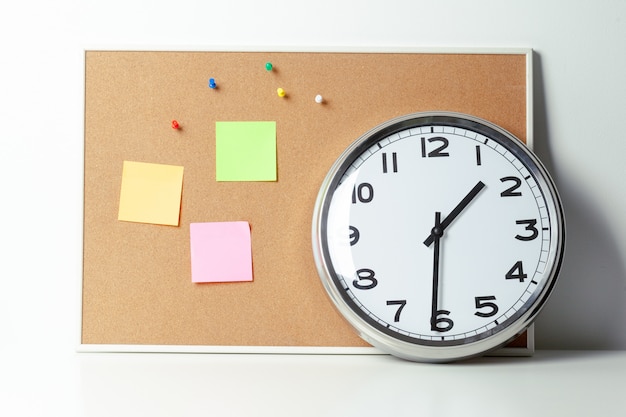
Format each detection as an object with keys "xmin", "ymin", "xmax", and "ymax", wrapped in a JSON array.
[{"xmin": 312, "ymin": 112, "xmax": 565, "ymax": 362}]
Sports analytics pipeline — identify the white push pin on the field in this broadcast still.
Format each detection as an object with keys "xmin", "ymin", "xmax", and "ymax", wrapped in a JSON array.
[{"xmin": 315, "ymin": 94, "xmax": 323, "ymax": 104}]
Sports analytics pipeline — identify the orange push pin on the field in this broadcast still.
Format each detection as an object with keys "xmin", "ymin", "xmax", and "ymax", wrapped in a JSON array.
[{"xmin": 172, "ymin": 120, "xmax": 180, "ymax": 129}]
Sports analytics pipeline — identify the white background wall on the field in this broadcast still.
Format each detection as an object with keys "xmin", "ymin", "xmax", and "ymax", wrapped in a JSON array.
[
  {"xmin": 1, "ymin": 0, "xmax": 625, "ymax": 365},
  {"xmin": 2, "ymin": 1, "xmax": 626, "ymax": 415}
]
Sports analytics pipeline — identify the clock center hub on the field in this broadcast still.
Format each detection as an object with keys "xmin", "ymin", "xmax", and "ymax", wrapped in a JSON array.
[{"xmin": 431, "ymin": 226, "xmax": 443, "ymax": 238}]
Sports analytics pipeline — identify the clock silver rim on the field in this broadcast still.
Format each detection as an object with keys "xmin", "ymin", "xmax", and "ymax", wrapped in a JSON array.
[{"xmin": 312, "ymin": 111, "xmax": 565, "ymax": 362}]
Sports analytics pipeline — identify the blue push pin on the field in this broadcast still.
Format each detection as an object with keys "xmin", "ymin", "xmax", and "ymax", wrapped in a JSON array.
[{"xmin": 208, "ymin": 78, "xmax": 217, "ymax": 89}]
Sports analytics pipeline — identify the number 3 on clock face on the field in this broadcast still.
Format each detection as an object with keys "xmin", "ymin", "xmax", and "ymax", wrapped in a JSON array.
[{"xmin": 312, "ymin": 112, "xmax": 565, "ymax": 362}]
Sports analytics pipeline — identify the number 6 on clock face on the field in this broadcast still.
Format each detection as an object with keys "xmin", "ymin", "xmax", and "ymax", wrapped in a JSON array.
[{"xmin": 312, "ymin": 112, "xmax": 565, "ymax": 363}]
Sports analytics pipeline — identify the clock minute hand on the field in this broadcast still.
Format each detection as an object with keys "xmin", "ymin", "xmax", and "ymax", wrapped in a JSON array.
[
  {"xmin": 423, "ymin": 181, "xmax": 486, "ymax": 247},
  {"xmin": 430, "ymin": 212, "xmax": 443, "ymax": 331}
]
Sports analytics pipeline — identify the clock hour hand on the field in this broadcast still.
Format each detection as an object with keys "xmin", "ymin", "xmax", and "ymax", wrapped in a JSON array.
[{"xmin": 423, "ymin": 181, "xmax": 486, "ymax": 247}]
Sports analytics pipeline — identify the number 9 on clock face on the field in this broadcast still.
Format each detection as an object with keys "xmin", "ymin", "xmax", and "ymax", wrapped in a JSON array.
[{"xmin": 312, "ymin": 112, "xmax": 565, "ymax": 362}]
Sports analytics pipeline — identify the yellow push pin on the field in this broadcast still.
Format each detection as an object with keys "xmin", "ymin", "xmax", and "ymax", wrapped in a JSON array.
[{"xmin": 277, "ymin": 87, "xmax": 286, "ymax": 98}]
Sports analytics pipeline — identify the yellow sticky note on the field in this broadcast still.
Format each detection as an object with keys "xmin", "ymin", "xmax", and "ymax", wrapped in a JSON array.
[{"xmin": 118, "ymin": 161, "xmax": 184, "ymax": 226}]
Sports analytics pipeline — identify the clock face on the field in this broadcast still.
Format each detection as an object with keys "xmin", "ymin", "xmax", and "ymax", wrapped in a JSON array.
[{"xmin": 312, "ymin": 112, "xmax": 565, "ymax": 362}]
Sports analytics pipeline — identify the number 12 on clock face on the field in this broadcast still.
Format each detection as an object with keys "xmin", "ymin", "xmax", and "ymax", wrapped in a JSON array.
[{"xmin": 313, "ymin": 112, "xmax": 564, "ymax": 362}]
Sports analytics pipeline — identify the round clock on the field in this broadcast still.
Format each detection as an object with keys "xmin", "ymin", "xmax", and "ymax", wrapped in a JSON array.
[{"xmin": 312, "ymin": 112, "xmax": 565, "ymax": 362}]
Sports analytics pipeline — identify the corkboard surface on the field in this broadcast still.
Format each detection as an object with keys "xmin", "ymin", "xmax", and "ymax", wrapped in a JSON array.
[{"xmin": 82, "ymin": 51, "xmax": 528, "ymax": 348}]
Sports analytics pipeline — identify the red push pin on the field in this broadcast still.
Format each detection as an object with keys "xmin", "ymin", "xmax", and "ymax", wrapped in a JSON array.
[{"xmin": 171, "ymin": 120, "xmax": 180, "ymax": 129}]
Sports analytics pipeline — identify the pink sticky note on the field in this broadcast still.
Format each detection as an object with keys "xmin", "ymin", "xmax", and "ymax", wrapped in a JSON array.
[{"xmin": 190, "ymin": 221, "xmax": 253, "ymax": 283}]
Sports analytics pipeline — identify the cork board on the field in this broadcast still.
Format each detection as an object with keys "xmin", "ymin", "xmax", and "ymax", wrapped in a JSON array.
[{"xmin": 82, "ymin": 50, "xmax": 530, "ymax": 350}]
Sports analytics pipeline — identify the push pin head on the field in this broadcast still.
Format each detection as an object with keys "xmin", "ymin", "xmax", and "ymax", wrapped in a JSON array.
[
  {"xmin": 315, "ymin": 94, "xmax": 323, "ymax": 104},
  {"xmin": 277, "ymin": 88, "xmax": 286, "ymax": 98},
  {"xmin": 171, "ymin": 120, "xmax": 180, "ymax": 129},
  {"xmin": 208, "ymin": 78, "xmax": 217, "ymax": 89},
  {"xmin": 265, "ymin": 62, "xmax": 273, "ymax": 71}
]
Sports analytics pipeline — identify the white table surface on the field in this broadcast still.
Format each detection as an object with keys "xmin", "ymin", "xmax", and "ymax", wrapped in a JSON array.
[{"xmin": 2, "ymin": 349, "xmax": 624, "ymax": 416}]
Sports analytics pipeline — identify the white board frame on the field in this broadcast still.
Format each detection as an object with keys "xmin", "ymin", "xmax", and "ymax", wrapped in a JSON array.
[{"xmin": 78, "ymin": 47, "xmax": 534, "ymax": 356}]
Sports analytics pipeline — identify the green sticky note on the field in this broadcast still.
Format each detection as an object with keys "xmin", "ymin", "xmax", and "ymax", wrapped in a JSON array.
[{"xmin": 215, "ymin": 121, "xmax": 277, "ymax": 181}]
